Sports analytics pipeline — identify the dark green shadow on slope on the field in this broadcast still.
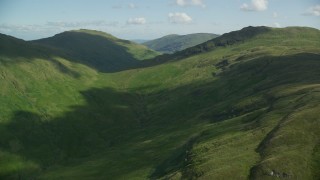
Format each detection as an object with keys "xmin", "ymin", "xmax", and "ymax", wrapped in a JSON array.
[
  {"xmin": 32, "ymin": 31, "xmax": 144, "ymax": 73},
  {"xmin": 0, "ymin": 32, "xmax": 144, "ymax": 74},
  {"xmin": 0, "ymin": 33, "xmax": 81, "ymax": 78},
  {"xmin": 0, "ymin": 26, "xmax": 273, "ymax": 74},
  {"xmin": 0, "ymin": 53, "xmax": 320, "ymax": 179}
]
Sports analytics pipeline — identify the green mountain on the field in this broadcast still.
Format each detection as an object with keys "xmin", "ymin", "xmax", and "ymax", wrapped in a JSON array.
[
  {"xmin": 0, "ymin": 26, "xmax": 320, "ymax": 180},
  {"xmin": 143, "ymin": 33, "xmax": 219, "ymax": 54},
  {"xmin": 32, "ymin": 29, "xmax": 160, "ymax": 72}
]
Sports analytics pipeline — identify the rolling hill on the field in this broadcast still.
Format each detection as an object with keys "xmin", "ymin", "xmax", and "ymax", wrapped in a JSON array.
[
  {"xmin": 0, "ymin": 26, "xmax": 320, "ymax": 180},
  {"xmin": 32, "ymin": 29, "xmax": 160, "ymax": 72},
  {"xmin": 143, "ymin": 33, "xmax": 219, "ymax": 54}
]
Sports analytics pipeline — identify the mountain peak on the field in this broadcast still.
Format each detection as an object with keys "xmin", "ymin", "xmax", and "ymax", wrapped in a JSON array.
[
  {"xmin": 220, "ymin": 26, "xmax": 271, "ymax": 41},
  {"xmin": 45, "ymin": 29, "xmax": 118, "ymax": 41},
  {"xmin": 31, "ymin": 29, "xmax": 160, "ymax": 72},
  {"xmin": 68, "ymin": 29, "xmax": 117, "ymax": 39}
]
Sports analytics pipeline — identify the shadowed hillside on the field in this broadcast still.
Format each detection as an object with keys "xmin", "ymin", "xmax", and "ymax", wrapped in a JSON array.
[
  {"xmin": 143, "ymin": 33, "xmax": 219, "ymax": 54},
  {"xmin": 0, "ymin": 26, "xmax": 320, "ymax": 179},
  {"xmin": 32, "ymin": 29, "xmax": 160, "ymax": 72},
  {"xmin": 144, "ymin": 26, "xmax": 320, "ymax": 67},
  {"xmin": 178, "ymin": 26, "xmax": 320, "ymax": 57}
]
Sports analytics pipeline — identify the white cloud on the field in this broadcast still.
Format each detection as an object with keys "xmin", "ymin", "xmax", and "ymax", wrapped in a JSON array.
[
  {"xmin": 191, "ymin": 0, "xmax": 206, "ymax": 8},
  {"xmin": 168, "ymin": 12, "xmax": 192, "ymax": 24},
  {"xmin": 46, "ymin": 21, "xmax": 118, "ymax": 28},
  {"xmin": 0, "ymin": 21, "xmax": 120, "ymax": 33},
  {"xmin": 273, "ymin": 12, "xmax": 278, "ymax": 18},
  {"xmin": 303, "ymin": 5, "xmax": 320, "ymax": 16},
  {"xmin": 252, "ymin": 0, "xmax": 268, "ymax": 11},
  {"xmin": 240, "ymin": 0, "xmax": 268, "ymax": 11},
  {"xmin": 0, "ymin": 24, "xmax": 42, "ymax": 32},
  {"xmin": 127, "ymin": 17, "xmax": 146, "ymax": 25},
  {"xmin": 128, "ymin": 3, "xmax": 136, "ymax": 9},
  {"xmin": 176, "ymin": 0, "xmax": 187, "ymax": 6},
  {"xmin": 273, "ymin": 22, "xmax": 281, "ymax": 28},
  {"xmin": 240, "ymin": 3, "xmax": 250, "ymax": 10},
  {"xmin": 175, "ymin": 0, "xmax": 206, "ymax": 8}
]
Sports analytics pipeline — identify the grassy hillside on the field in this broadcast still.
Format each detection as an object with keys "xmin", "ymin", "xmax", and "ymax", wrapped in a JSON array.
[
  {"xmin": 143, "ymin": 33, "xmax": 219, "ymax": 54},
  {"xmin": 0, "ymin": 26, "xmax": 320, "ymax": 179},
  {"xmin": 32, "ymin": 29, "xmax": 160, "ymax": 72},
  {"xmin": 175, "ymin": 26, "xmax": 319, "ymax": 57}
]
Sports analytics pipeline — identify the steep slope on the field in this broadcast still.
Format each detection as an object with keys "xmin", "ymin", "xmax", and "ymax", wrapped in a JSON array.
[
  {"xmin": 143, "ymin": 33, "xmax": 219, "ymax": 54},
  {"xmin": 32, "ymin": 29, "xmax": 160, "ymax": 72},
  {"xmin": 148, "ymin": 26, "xmax": 320, "ymax": 66},
  {"xmin": 0, "ymin": 33, "xmax": 53, "ymax": 58},
  {"xmin": 177, "ymin": 26, "xmax": 319, "ymax": 57},
  {"xmin": 0, "ymin": 33, "xmax": 137, "ymax": 179},
  {"xmin": 0, "ymin": 26, "xmax": 320, "ymax": 180}
]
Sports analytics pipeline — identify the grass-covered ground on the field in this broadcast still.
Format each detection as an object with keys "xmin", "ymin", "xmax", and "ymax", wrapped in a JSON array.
[
  {"xmin": 0, "ymin": 26, "xmax": 319, "ymax": 179},
  {"xmin": 143, "ymin": 33, "xmax": 219, "ymax": 54}
]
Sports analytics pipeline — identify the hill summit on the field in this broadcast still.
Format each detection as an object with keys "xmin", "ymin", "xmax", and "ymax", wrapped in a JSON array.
[{"xmin": 33, "ymin": 29, "xmax": 160, "ymax": 72}]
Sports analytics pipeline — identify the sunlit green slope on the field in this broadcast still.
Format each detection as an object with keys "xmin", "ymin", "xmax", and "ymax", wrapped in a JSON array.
[{"xmin": 0, "ymin": 26, "xmax": 319, "ymax": 180}]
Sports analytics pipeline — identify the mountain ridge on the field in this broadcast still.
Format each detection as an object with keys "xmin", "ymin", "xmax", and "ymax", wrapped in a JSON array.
[
  {"xmin": 31, "ymin": 29, "xmax": 160, "ymax": 72},
  {"xmin": 179, "ymin": 26, "xmax": 320, "ymax": 56},
  {"xmin": 0, "ymin": 26, "xmax": 320, "ymax": 179},
  {"xmin": 145, "ymin": 26, "xmax": 320, "ymax": 67},
  {"xmin": 143, "ymin": 33, "xmax": 219, "ymax": 54}
]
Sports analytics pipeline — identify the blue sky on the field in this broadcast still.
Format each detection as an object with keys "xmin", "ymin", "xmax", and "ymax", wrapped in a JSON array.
[{"xmin": 0, "ymin": 0, "xmax": 319, "ymax": 40}]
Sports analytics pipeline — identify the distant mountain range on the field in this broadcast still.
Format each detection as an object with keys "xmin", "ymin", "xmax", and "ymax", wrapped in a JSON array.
[{"xmin": 143, "ymin": 33, "xmax": 219, "ymax": 54}]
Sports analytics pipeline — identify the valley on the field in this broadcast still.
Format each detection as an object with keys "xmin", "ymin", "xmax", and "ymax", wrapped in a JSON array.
[{"xmin": 0, "ymin": 26, "xmax": 320, "ymax": 179}]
